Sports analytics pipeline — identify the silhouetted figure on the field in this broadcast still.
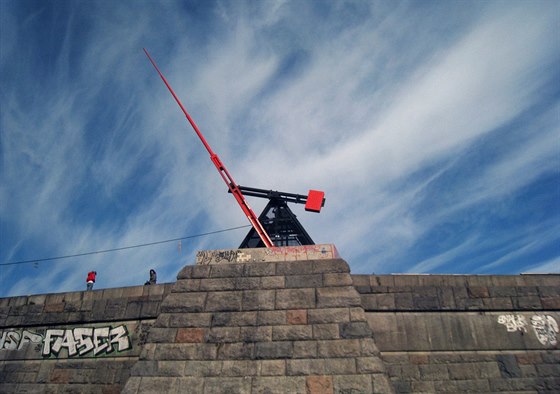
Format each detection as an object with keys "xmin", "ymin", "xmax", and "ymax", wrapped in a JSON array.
[
  {"xmin": 145, "ymin": 269, "xmax": 157, "ymax": 285},
  {"xmin": 86, "ymin": 271, "xmax": 97, "ymax": 291}
]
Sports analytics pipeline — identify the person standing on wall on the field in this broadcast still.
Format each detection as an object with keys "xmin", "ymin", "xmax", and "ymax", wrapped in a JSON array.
[{"xmin": 86, "ymin": 271, "xmax": 97, "ymax": 291}]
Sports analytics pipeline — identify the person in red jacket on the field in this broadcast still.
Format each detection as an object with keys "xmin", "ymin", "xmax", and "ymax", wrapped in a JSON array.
[{"xmin": 86, "ymin": 271, "xmax": 97, "ymax": 291}]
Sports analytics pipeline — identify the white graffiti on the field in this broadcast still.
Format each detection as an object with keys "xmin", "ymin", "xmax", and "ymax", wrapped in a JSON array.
[
  {"xmin": 498, "ymin": 314, "xmax": 559, "ymax": 346},
  {"xmin": 0, "ymin": 325, "xmax": 132, "ymax": 357},
  {"xmin": 42, "ymin": 325, "xmax": 131, "ymax": 357},
  {"xmin": 497, "ymin": 314, "xmax": 528, "ymax": 332},
  {"xmin": 530, "ymin": 315, "xmax": 559, "ymax": 346},
  {"xmin": 0, "ymin": 330, "xmax": 43, "ymax": 350}
]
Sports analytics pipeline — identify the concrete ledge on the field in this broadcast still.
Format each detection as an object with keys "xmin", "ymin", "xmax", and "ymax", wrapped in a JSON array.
[{"xmin": 195, "ymin": 244, "xmax": 339, "ymax": 265}]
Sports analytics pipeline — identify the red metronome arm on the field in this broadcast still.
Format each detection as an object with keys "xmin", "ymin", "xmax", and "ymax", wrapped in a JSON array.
[{"xmin": 144, "ymin": 49, "xmax": 274, "ymax": 248}]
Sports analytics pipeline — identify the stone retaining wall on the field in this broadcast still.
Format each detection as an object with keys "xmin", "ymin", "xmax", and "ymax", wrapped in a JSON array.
[
  {"xmin": 1, "ymin": 253, "xmax": 559, "ymax": 393},
  {"xmin": 0, "ymin": 283, "xmax": 173, "ymax": 393},
  {"xmin": 356, "ymin": 274, "xmax": 560, "ymax": 393}
]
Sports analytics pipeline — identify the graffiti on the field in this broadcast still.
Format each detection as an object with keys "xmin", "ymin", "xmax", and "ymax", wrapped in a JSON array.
[
  {"xmin": 197, "ymin": 250, "xmax": 239, "ymax": 265},
  {"xmin": 0, "ymin": 325, "xmax": 132, "ymax": 357},
  {"xmin": 498, "ymin": 314, "xmax": 559, "ymax": 346},
  {"xmin": 498, "ymin": 314, "xmax": 528, "ymax": 332},
  {"xmin": 531, "ymin": 315, "xmax": 559, "ymax": 346},
  {"xmin": 0, "ymin": 330, "xmax": 43, "ymax": 350},
  {"xmin": 196, "ymin": 249, "xmax": 252, "ymax": 264}
]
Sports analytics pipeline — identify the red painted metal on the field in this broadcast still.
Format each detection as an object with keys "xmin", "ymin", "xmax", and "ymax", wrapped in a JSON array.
[
  {"xmin": 143, "ymin": 49, "xmax": 274, "ymax": 248},
  {"xmin": 305, "ymin": 190, "xmax": 325, "ymax": 213}
]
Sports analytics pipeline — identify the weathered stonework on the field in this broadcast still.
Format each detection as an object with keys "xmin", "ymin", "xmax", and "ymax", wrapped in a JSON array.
[
  {"xmin": 1, "ymin": 247, "xmax": 558, "ymax": 393},
  {"xmin": 123, "ymin": 250, "xmax": 393, "ymax": 393}
]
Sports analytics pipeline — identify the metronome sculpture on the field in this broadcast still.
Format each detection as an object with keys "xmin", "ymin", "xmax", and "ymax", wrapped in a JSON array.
[{"xmin": 144, "ymin": 49, "xmax": 325, "ymax": 248}]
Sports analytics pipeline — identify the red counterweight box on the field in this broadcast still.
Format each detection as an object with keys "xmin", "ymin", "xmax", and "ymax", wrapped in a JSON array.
[{"xmin": 305, "ymin": 190, "xmax": 325, "ymax": 213}]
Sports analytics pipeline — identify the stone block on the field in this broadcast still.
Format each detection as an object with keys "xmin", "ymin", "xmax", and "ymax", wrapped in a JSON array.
[
  {"xmin": 435, "ymin": 379, "xmax": 490, "ymax": 393},
  {"xmin": 240, "ymin": 326, "xmax": 272, "ymax": 342},
  {"xmin": 497, "ymin": 354, "xmax": 522, "ymax": 378},
  {"xmin": 260, "ymin": 360, "xmax": 286, "ymax": 376},
  {"xmin": 257, "ymin": 310, "xmax": 286, "ymax": 325},
  {"xmin": 242, "ymin": 290, "xmax": 275, "ymax": 311},
  {"xmin": 293, "ymin": 341, "xmax": 317, "ymax": 358},
  {"xmin": 221, "ymin": 360, "xmax": 259, "ymax": 376},
  {"xmin": 287, "ymin": 309, "xmax": 307, "ymax": 325},
  {"xmin": 276, "ymin": 261, "xmax": 314, "ymax": 276},
  {"xmin": 312, "ymin": 324, "xmax": 340, "ymax": 339},
  {"xmin": 199, "ymin": 278, "xmax": 236, "ymax": 291},
  {"xmin": 206, "ymin": 327, "xmax": 241, "ymax": 343},
  {"xmin": 205, "ymin": 291, "xmax": 242, "ymax": 312},
  {"xmin": 447, "ymin": 363, "xmax": 478, "ymax": 380},
  {"xmin": 356, "ymin": 357, "xmax": 386, "ymax": 374},
  {"xmin": 234, "ymin": 277, "xmax": 260, "ymax": 290},
  {"xmin": 536, "ymin": 363, "xmax": 560, "ymax": 377},
  {"xmin": 340, "ymin": 321, "xmax": 373, "ymax": 338},
  {"xmin": 209, "ymin": 264, "xmax": 245, "ymax": 278},
  {"xmin": 285, "ymin": 274, "xmax": 322, "ymax": 288},
  {"xmin": 312, "ymin": 259, "xmax": 349, "ymax": 274},
  {"xmin": 514, "ymin": 295, "xmax": 542, "ymax": 309},
  {"xmin": 160, "ymin": 293, "xmax": 206, "ymax": 313},
  {"xmin": 172, "ymin": 377, "xmax": 205, "ymax": 393},
  {"xmin": 154, "ymin": 343, "xmax": 217, "ymax": 361},
  {"xmin": 260, "ymin": 276, "xmax": 285, "ymax": 289},
  {"xmin": 352, "ymin": 275, "xmax": 370, "ymax": 287},
  {"xmin": 317, "ymin": 339, "xmax": 361, "ymax": 357},
  {"xmin": 243, "ymin": 262, "xmax": 276, "ymax": 277},
  {"xmin": 255, "ymin": 341, "xmax": 293, "ymax": 359},
  {"xmin": 173, "ymin": 279, "xmax": 201, "ymax": 292},
  {"xmin": 413, "ymin": 296, "xmax": 440, "ymax": 310},
  {"xmin": 211, "ymin": 311, "xmax": 257, "ymax": 327},
  {"xmin": 489, "ymin": 377, "xmax": 540, "ymax": 392},
  {"xmin": 177, "ymin": 265, "xmax": 209, "ymax": 280},
  {"xmin": 306, "ymin": 375, "xmax": 333, "ymax": 394},
  {"xmin": 275, "ymin": 288, "xmax": 315, "ymax": 309},
  {"xmin": 157, "ymin": 360, "xmax": 186, "ymax": 377},
  {"xmin": 217, "ymin": 343, "xmax": 254, "ymax": 360},
  {"xmin": 394, "ymin": 293, "xmax": 413, "ymax": 309},
  {"xmin": 176, "ymin": 328, "xmax": 205, "ymax": 343},
  {"xmin": 317, "ymin": 287, "xmax": 361, "ymax": 308},
  {"xmin": 324, "ymin": 273, "xmax": 353, "ymax": 287},
  {"xmin": 149, "ymin": 327, "xmax": 177, "ymax": 343},
  {"xmin": 349, "ymin": 307, "xmax": 366, "ymax": 322},
  {"xmin": 419, "ymin": 364, "xmax": 448, "ymax": 380},
  {"xmin": 541, "ymin": 296, "xmax": 560, "ymax": 309},
  {"xmin": 360, "ymin": 294, "xmax": 378, "ymax": 310},
  {"xmin": 252, "ymin": 376, "xmax": 306, "ymax": 394},
  {"xmin": 308, "ymin": 308, "xmax": 349, "ymax": 324},
  {"xmin": 333, "ymin": 375, "xmax": 373, "ymax": 394},
  {"xmin": 273, "ymin": 325, "xmax": 313, "ymax": 341},
  {"xmin": 183, "ymin": 360, "xmax": 223, "ymax": 376},
  {"xmin": 168, "ymin": 312, "xmax": 212, "ymax": 328},
  {"xmin": 286, "ymin": 359, "xmax": 356, "ymax": 375}
]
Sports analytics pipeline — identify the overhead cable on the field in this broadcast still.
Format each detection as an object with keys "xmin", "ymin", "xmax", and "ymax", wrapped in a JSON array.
[{"xmin": 1, "ymin": 225, "xmax": 251, "ymax": 266}]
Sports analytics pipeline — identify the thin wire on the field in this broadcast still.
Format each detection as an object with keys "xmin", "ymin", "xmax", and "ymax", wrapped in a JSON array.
[{"xmin": 1, "ymin": 225, "xmax": 251, "ymax": 266}]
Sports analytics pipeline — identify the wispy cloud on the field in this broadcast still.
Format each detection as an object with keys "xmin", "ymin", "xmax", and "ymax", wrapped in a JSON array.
[{"xmin": 1, "ymin": 1, "xmax": 558, "ymax": 297}]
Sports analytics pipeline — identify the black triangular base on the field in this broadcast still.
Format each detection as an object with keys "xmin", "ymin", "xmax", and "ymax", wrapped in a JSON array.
[{"xmin": 239, "ymin": 199, "xmax": 315, "ymax": 248}]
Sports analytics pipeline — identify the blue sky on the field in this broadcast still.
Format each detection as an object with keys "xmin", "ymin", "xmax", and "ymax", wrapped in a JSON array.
[{"xmin": 1, "ymin": 0, "xmax": 558, "ymax": 297}]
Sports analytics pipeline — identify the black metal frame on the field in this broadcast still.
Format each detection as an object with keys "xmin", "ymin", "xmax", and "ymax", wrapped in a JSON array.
[{"xmin": 232, "ymin": 186, "xmax": 318, "ymax": 248}]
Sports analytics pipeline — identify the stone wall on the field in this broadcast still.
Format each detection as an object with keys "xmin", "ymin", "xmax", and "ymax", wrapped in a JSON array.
[
  {"xmin": 123, "ymin": 257, "xmax": 393, "ymax": 394},
  {"xmin": 0, "ymin": 283, "xmax": 173, "ymax": 393},
  {"xmin": 1, "ymin": 247, "xmax": 559, "ymax": 393},
  {"xmin": 355, "ymin": 274, "xmax": 560, "ymax": 393}
]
